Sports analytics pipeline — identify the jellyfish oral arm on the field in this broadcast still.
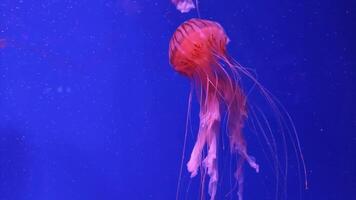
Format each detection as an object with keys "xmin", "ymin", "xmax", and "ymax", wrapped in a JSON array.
[{"xmin": 187, "ymin": 92, "xmax": 220, "ymax": 200}]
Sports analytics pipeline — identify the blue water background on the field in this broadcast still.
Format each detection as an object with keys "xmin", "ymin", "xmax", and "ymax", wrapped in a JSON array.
[{"xmin": 0, "ymin": 0, "xmax": 354, "ymax": 199}]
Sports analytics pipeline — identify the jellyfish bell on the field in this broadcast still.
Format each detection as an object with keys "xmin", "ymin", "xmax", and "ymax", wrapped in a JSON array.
[
  {"xmin": 169, "ymin": 18, "xmax": 307, "ymax": 200},
  {"xmin": 169, "ymin": 20, "xmax": 229, "ymax": 77}
]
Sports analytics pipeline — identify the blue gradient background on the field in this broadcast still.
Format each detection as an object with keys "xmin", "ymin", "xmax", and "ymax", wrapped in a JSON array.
[{"xmin": 0, "ymin": 0, "xmax": 354, "ymax": 199}]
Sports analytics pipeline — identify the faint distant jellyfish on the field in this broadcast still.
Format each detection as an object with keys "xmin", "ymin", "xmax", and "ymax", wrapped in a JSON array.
[
  {"xmin": 0, "ymin": 39, "xmax": 6, "ymax": 48},
  {"xmin": 171, "ymin": 0, "xmax": 195, "ymax": 13},
  {"xmin": 169, "ymin": 18, "xmax": 260, "ymax": 200}
]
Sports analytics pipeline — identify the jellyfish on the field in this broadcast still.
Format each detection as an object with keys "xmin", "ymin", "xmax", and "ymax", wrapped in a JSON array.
[
  {"xmin": 169, "ymin": 18, "xmax": 259, "ymax": 200},
  {"xmin": 0, "ymin": 39, "xmax": 6, "ymax": 49},
  {"xmin": 171, "ymin": 0, "xmax": 195, "ymax": 13},
  {"xmin": 169, "ymin": 18, "xmax": 307, "ymax": 200}
]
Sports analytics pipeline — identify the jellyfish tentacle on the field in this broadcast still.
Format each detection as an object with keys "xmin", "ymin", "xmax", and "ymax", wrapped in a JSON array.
[{"xmin": 176, "ymin": 86, "xmax": 194, "ymax": 200}]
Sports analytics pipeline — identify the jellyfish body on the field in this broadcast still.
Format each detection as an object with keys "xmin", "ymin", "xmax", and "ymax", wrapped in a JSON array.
[
  {"xmin": 169, "ymin": 18, "xmax": 260, "ymax": 200},
  {"xmin": 171, "ymin": 0, "xmax": 195, "ymax": 13},
  {"xmin": 0, "ymin": 39, "xmax": 6, "ymax": 49}
]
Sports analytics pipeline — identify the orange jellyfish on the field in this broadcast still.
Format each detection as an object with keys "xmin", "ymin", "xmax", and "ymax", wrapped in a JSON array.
[
  {"xmin": 169, "ymin": 18, "xmax": 259, "ymax": 200},
  {"xmin": 169, "ymin": 18, "xmax": 307, "ymax": 200}
]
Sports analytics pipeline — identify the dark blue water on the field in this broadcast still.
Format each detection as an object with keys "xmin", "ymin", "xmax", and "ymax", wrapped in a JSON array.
[{"xmin": 0, "ymin": 0, "xmax": 354, "ymax": 199}]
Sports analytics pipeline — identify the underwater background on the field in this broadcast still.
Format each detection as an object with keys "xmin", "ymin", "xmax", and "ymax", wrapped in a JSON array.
[{"xmin": 0, "ymin": 0, "xmax": 354, "ymax": 199}]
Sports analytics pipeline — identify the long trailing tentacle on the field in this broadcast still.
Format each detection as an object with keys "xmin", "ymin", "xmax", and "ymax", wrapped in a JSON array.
[
  {"xmin": 195, "ymin": 0, "xmax": 201, "ymax": 18},
  {"xmin": 210, "ymin": 45, "xmax": 307, "ymax": 199},
  {"xmin": 216, "ymin": 53, "xmax": 285, "ymax": 199},
  {"xmin": 208, "ymin": 49, "xmax": 260, "ymax": 199},
  {"xmin": 225, "ymin": 54, "xmax": 308, "ymax": 195},
  {"xmin": 176, "ymin": 84, "xmax": 194, "ymax": 200},
  {"xmin": 248, "ymin": 105, "xmax": 281, "ymax": 199}
]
